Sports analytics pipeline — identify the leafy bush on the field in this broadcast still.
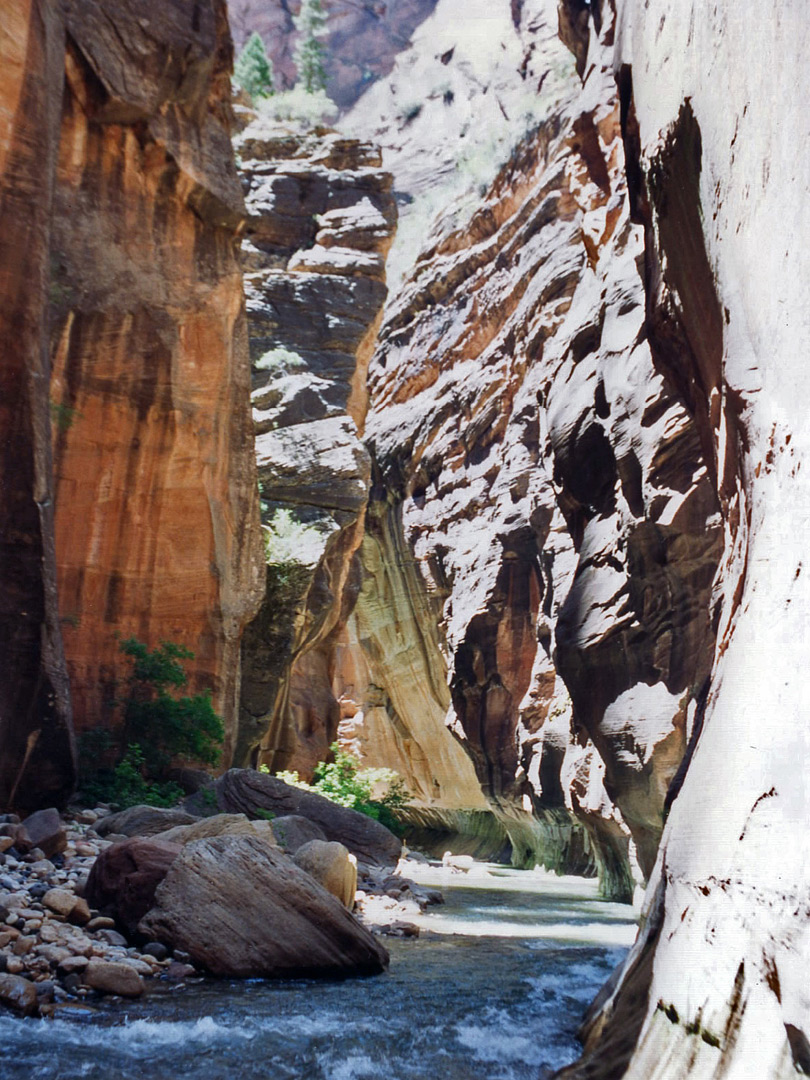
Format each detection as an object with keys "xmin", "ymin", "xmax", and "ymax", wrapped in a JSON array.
[
  {"xmin": 79, "ymin": 744, "xmax": 184, "ymax": 809},
  {"xmin": 77, "ymin": 637, "xmax": 224, "ymax": 809},
  {"xmin": 256, "ymin": 87, "xmax": 338, "ymax": 128},
  {"xmin": 272, "ymin": 744, "xmax": 410, "ymax": 834}
]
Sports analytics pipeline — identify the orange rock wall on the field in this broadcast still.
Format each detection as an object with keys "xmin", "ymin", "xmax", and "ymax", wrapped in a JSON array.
[{"xmin": 47, "ymin": 2, "xmax": 263, "ymax": 759}]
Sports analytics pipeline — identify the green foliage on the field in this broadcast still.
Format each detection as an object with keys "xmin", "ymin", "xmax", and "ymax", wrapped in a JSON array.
[
  {"xmin": 276, "ymin": 743, "xmax": 410, "ymax": 834},
  {"xmin": 50, "ymin": 400, "xmax": 81, "ymax": 433},
  {"xmin": 256, "ymin": 87, "xmax": 337, "ymax": 127},
  {"xmin": 77, "ymin": 637, "xmax": 224, "ymax": 809},
  {"xmin": 254, "ymin": 345, "xmax": 305, "ymax": 374},
  {"xmin": 234, "ymin": 31, "xmax": 274, "ymax": 100},
  {"xmin": 293, "ymin": 0, "xmax": 328, "ymax": 94},
  {"xmin": 80, "ymin": 743, "xmax": 184, "ymax": 809},
  {"xmin": 118, "ymin": 637, "xmax": 224, "ymax": 778}
]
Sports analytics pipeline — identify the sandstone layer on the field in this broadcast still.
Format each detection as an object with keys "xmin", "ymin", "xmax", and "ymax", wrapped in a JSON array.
[
  {"xmin": 236, "ymin": 124, "xmax": 396, "ymax": 772},
  {"xmin": 556, "ymin": 1, "xmax": 810, "ymax": 1076},
  {"xmin": 0, "ymin": 0, "xmax": 75, "ymax": 810},
  {"xmin": 48, "ymin": 0, "xmax": 264, "ymax": 758},
  {"xmin": 329, "ymin": 0, "xmax": 721, "ymax": 899},
  {"xmin": 138, "ymin": 834, "xmax": 389, "ymax": 977}
]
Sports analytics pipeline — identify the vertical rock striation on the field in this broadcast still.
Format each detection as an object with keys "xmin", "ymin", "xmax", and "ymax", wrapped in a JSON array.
[
  {"xmin": 557, "ymin": 1, "xmax": 810, "ymax": 1075},
  {"xmin": 48, "ymin": 0, "xmax": 264, "ymax": 761},
  {"xmin": 236, "ymin": 125, "xmax": 396, "ymax": 771},
  {"xmin": 0, "ymin": 0, "xmax": 75, "ymax": 810},
  {"xmin": 335, "ymin": 0, "xmax": 721, "ymax": 895}
]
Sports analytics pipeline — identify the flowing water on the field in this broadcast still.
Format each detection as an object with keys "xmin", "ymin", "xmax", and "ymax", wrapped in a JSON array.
[{"xmin": 0, "ymin": 864, "xmax": 637, "ymax": 1080}]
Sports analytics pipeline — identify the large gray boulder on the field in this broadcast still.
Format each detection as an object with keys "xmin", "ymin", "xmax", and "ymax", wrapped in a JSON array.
[
  {"xmin": 188, "ymin": 769, "xmax": 401, "ymax": 866},
  {"xmin": 138, "ymin": 834, "xmax": 388, "ymax": 978}
]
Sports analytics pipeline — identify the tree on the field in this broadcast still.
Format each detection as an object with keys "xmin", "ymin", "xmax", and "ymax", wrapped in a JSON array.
[
  {"xmin": 293, "ymin": 0, "xmax": 328, "ymax": 94},
  {"xmin": 234, "ymin": 31, "xmax": 274, "ymax": 100}
]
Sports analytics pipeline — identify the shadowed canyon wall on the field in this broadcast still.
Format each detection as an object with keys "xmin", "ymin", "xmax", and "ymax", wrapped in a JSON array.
[
  {"xmin": 0, "ymin": 0, "xmax": 263, "ymax": 804},
  {"xmin": 0, "ymin": 0, "xmax": 75, "ymax": 810}
]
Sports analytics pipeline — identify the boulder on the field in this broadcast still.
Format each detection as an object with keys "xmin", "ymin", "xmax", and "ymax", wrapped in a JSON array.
[
  {"xmin": 294, "ymin": 840, "xmax": 357, "ymax": 908},
  {"xmin": 20, "ymin": 809, "xmax": 66, "ymax": 858},
  {"xmin": 0, "ymin": 973, "xmax": 38, "ymax": 1016},
  {"xmin": 271, "ymin": 815, "xmax": 328, "ymax": 853},
  {"xmin": 157, "ymin": 813, "xmax": 277, "ymax": 848},
  {"xmin": 95, "ymin": 805, "xmax": 199, "ymax": 838},
  {"xmin": 83, "ymin": 960, "xmax": 143, "ymax": 997},
  {"xmin": 42, "ymin": 889, "xmax": 90, "ymax": 924},
  {"xmin": 190, "ymin": 770, "xmax": 401, "ymax": 866},
  {"xmin": 84, "ymin": 837, "xmax": 182, "ymax": 935},
  {"xmin": 138, "ymin": 835, "xmax": 389, "ymax": 978}
]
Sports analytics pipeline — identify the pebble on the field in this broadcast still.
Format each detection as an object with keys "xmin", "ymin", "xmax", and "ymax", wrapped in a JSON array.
[{"xmin": 0, "ymin": 808, "xmax": 185, "ymax": 1018}]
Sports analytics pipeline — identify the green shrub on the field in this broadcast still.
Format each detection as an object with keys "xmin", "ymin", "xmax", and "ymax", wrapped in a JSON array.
[
  {"xmin": 274, "ymin": 743, "xmax": 410, "ymax": 834},
  {"xmin": 77, "ymin": 637, "xmax": 224, "ymax": 809}
]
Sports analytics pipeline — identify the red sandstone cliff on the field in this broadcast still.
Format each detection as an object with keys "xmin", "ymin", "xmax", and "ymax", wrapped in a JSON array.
[{"xmin": 0, "ymin": 0, "xmax": 263, "ymax": 805}]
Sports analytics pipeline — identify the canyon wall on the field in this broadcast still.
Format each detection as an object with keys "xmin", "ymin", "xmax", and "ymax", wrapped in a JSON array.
[
  {"xmin": 48, "ymin": 1, "xmax": 264, "ymax": 763},
  {"xmin": 0, "ymin": 0, "xmax": 263, "ymax": 804},
  {"xmin": 236, "ymin": 122, "xmax": 396, "ymax": 772},
  {"xmin": 327, "ymin": 0, "xmax": 718, "ymax": 898},
  {"xmin": 0, "ymin": 0, "xmax": 75, "ymax": 810},
  {"xmin": 228, "ymin": 0, "xmax": 440, "ymax": 109},
  {"xmin": 557, "ymin": 1, "xmax": 810, "ymax": 1076}
]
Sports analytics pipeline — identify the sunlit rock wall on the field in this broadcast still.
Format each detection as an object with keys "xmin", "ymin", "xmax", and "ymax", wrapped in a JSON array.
[
  {"xmin": 48, "ymin": 1, "xmax": 264, "ymax": 762},
  {"xmin": 236, "ymin": 126, "xmax": 396, "ymax": 772},
  {"xmin": 0, "ymin": 0, "xmax": 75, "ymax": 810},
  {"xmin": 340, "ymin": 0, "xmax": 721, "ymax": 898},
  {"xmin": 558, "ymin": 1, "xmax": 810, "ymax": 1076}
]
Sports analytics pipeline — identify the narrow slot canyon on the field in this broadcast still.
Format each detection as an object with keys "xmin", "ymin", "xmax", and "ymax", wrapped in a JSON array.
[{"xmin": 0, "ymin": 1, "xmax": 807, "ymax": 1078}]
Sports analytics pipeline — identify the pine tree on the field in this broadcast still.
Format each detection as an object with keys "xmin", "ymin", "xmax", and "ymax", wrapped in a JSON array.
[
  {"xmin": 293, "ymin": 0, "xmax": 328, "ymax": 94},
  {"xmin": 234, "ymin": 32, "xmax": 274, "ymax": 100}
]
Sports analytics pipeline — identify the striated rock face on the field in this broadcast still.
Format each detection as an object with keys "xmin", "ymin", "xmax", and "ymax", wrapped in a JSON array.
[
  {"xmin": 333, "ymin": 0, "xmax": 721, "ymax": 897},
  {"xmin": 236, "ymin": 125, "xmax": 396, "ymax": 772},
  {"xmin": 138, "ymin": 834, "xmax": 389, "ymax": 977},
  {"xmin": 0, "ymin": 0, "xmax": 75, "ymax": 810},
  {"xmin": 556, "ymin": 2, "xmax": 810, "ymax": 1076},
  {"xmin": 48, "ymin": 0, "xmax": 264, "ymax": 757}
]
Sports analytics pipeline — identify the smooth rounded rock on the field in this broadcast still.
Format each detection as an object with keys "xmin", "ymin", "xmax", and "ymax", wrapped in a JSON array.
[
  {"xmin": 83, "ymin": 960, "xmax": 143, "ymax": 997},
  {"xmin": 0, "ymin": 973, "xmax": 38, "ymax": 1016},
  {"xmin": 293, "ymin": 840, "xmax": 357, "ymax": 908}
]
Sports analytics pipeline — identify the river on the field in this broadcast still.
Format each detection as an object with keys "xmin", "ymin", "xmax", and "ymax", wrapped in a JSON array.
[{"xmin": 0, "ymin": 863, "xmax": 637, "ymax": 1080}]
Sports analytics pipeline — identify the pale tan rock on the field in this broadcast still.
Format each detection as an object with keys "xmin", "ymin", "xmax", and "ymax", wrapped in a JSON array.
[
  {"xmin": 157, "ymin": 814, "xmax": 277, "ymax": 848},
  {"xmin": 0, "ymin": 838, "xmax": 13, "ymax": 854},
  {"xmin": 43, "ymin": 889, "xmax": 78, "ymax": 918},
  {"xmin": 13, "ymin": 937, "xmax": 35, "ymax": 956},
  {"xmin": 83, "ymin": 960, "xmax": 143, "ymax": 998},
  {"xmin": 293, "ymin": 840, "xmax": 357, "ymax": 908}
]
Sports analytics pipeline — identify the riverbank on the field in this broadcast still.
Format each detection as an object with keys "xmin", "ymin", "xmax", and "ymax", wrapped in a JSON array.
[{"xmin": 0, "ymin": 860, "xmax": 638, "ymax": 1080}]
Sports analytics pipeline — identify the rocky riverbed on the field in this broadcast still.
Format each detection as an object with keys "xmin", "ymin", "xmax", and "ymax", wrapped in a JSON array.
[{"xmin": 0, "ymin": 791, "xmax": 442, "ymax": 1019}]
